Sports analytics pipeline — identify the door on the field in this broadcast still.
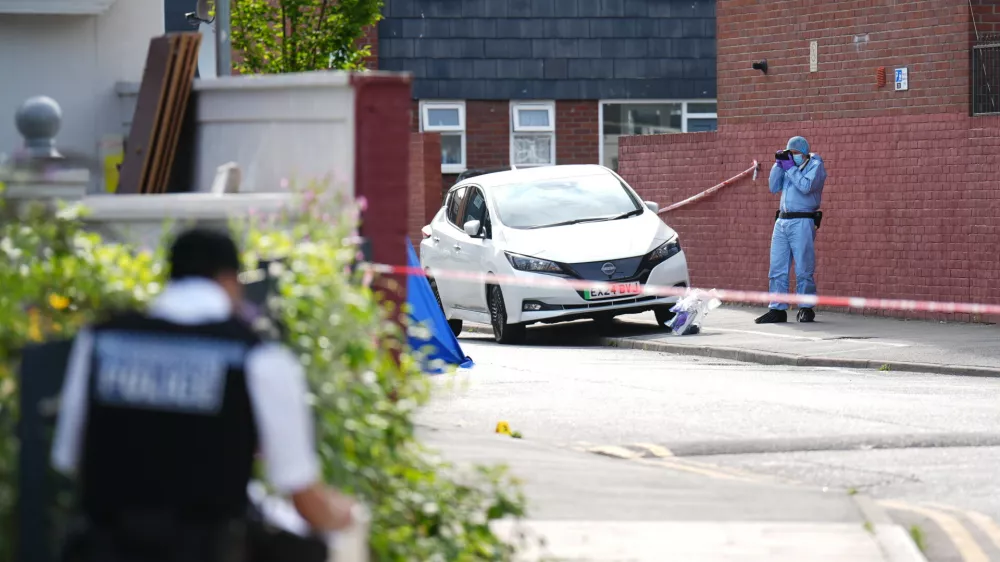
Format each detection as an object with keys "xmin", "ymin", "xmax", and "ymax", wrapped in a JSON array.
[
  {"xmin": 451, "ymin": 186, "xmax": 489, "ymax": 312},
  {"xmin": 428, "ymin": 185, "xmax": 468, "ymax": 311}
]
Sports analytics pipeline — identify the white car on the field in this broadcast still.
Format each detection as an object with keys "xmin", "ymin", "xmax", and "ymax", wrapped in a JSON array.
[{"xmin": 419, "ymin": 164, "xmax": 691, "ymax": 345}]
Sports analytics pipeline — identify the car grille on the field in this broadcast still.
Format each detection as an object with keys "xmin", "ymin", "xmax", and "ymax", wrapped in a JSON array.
[
  {"xmin": 561, "ymin": 295, "xmax": 660, "ymax": 310},
  {"xmin": 563, "ymin": 256, "xmax": 644, "ymax": 281},
  {"xmin": 560, "ymin": 256, "xmax": 654, "ymax": 300}
]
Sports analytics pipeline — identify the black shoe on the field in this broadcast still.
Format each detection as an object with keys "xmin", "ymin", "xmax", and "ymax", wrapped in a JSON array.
[
  {"xmin": 754, "ymin": 309, "xmax": 787, "ymax": 324},
  {"xmin": 797, "ymin": 308, "xmax": 816, "ymax": 323}
]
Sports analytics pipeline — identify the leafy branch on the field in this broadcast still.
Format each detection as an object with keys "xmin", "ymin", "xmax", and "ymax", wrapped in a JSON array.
[{"xmin": 231, "ymin": 0, "xmax": 382, "ymax": 74}]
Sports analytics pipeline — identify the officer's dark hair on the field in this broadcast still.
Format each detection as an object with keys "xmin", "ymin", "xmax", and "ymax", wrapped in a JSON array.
[{"xmin": 168, "ymin": 227, "xmax": 241, "ymax": 281}]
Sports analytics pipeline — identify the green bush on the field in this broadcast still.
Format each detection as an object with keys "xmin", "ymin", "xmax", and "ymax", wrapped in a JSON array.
[{"xmin": 0, "ymin": 187, "xmax": 527, "ymax": 561}]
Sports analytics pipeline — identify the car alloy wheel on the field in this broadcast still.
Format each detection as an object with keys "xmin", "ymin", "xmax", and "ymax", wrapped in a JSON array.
[{"xmin": 489, "ymin": 285, "xmax": 526, "ymax": 345}]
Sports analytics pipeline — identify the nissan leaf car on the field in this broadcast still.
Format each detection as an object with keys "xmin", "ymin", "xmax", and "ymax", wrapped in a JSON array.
[{"xmin": 419, "ymin": 165, "xmax": 691, "ymax": 345}]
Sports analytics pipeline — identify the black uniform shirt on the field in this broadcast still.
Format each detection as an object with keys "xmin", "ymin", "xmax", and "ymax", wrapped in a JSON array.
[{"xmin": 51, "ymin": 279, "xmax": 321, "ymax": 519}]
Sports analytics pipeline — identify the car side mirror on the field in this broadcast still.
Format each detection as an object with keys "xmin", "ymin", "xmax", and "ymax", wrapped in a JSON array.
[
  {"xmin": 463, "ymin": 220, "xmax": 482, "ymax": 237},
  {"xmin": 644, "ymin": 201, "xmax": 659, "ymax": 213}
]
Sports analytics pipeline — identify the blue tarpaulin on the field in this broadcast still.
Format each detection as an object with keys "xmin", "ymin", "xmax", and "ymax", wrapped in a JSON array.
[{"xmin": 406, "ymin": 239, "xmax": 474, "ymax": 373}]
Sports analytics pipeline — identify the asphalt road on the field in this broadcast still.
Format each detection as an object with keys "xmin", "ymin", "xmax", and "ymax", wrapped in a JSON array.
[{"xmin": 416, "ymin": 331, "xmax": 1000, "ymax": 561}]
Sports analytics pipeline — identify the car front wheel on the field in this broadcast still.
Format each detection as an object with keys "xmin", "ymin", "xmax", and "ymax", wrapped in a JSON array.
[
  {"xmin": 653, "ymin": 306, "xmax": 676, "ymax": 328},
  {"xmin": 489, "ymin": 285, "xmax": 526, "ymax": 345}
]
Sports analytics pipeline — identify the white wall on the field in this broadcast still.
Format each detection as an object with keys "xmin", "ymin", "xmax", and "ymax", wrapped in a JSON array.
[
  {"xmin": 192, "ymin": 73, "xmax": 356, "ymax": 195},
  {"xmin": 0, "ymin": 0, "xmax": 164, "ymax": 192}
]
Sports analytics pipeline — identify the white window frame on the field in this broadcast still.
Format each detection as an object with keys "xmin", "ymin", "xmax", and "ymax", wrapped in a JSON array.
[
  {"xmin": 597, "ymin": 100, "xmax": 718, "ymax": 169},
  {"xmin": 509, "ymin": 101, "xmax": 556, "ymax": 168},
  {"xmin": 420, "ymin": 100, "xmax": 466, "ymax": 174}
]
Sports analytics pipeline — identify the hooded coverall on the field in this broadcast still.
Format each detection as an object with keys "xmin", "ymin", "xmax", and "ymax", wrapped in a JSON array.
[{"xmin": 767, "ymin": 136, "xmax": 827, "ymax": 310}]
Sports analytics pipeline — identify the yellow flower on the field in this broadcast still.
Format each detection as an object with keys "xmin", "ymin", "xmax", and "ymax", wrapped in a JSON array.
[{"xmin": 48, "ymin": 293, "xmax": 70, "ymax": 310}]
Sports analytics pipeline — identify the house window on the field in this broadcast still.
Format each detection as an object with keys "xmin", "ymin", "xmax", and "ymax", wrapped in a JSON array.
[
  {"xmin": 510, "ymin": 101, "xmax": 556, "ymax": 167},
  {"xmin": 420, "ymin": 101, "xmax": 466, "ymax": 174},
  {"xmin": 599, "ymin": 101, "xmax": 718, "ymax": 171}
]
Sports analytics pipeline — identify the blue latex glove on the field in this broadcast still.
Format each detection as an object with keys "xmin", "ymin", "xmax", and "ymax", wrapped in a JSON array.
[{"xmin": 777, "ymin": 158, "xmax": 795, "ymax": 171}]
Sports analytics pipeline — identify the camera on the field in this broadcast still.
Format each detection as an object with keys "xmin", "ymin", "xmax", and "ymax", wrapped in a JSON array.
[{"xmin": 775, "ymin": 149, "xmax": 792, "ymax": 161}]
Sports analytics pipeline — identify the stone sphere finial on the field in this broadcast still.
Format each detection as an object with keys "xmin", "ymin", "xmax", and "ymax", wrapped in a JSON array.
[{"xmin": 15, "ymin": 96, "xmax": 63, "ymax": 158}]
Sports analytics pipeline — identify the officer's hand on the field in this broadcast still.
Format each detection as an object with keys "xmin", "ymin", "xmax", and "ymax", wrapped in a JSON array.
[
  {"xmin": 327, "ymin": 490, "xmax": 357, "ymax": 530},
  {"xmin": 778, "ymin": 158, "xmax": 795, "ymax": 171},
  {"xmin": 292, "ymin": 483, "xmax": 357, "ymax": 531}
]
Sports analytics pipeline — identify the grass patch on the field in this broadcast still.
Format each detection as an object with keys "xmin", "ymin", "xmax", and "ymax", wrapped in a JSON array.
[{"xmin": 909, "ymin": 524, "xmax": 927, "ymax": 553}]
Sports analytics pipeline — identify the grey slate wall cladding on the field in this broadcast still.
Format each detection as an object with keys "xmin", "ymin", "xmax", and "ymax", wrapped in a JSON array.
[
  {"xmin": 164, "ymin": 0, "xmax": 199, "ymax": 33},
  {"xmin": 379, "ymin": 0, "xmax": 716, "ymax": 100}
]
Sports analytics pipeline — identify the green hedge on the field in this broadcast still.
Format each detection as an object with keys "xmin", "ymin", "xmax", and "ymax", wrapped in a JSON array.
[{"xmin": 0, "ymin": 189, "xmax": 527, "ymax": 561}]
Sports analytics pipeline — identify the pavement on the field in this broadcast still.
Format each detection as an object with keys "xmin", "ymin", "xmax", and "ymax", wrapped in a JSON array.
[
  {"xmin": 464, "ymin": 306, "xmax": 1000, "ymax": 376},
  {"xmin": 415, "ymin": 339, "xmax": 1000, "ymax": 561},
  {"xmin": 418, "ymin": 424, "xmax": 924, "ymax": 562}
]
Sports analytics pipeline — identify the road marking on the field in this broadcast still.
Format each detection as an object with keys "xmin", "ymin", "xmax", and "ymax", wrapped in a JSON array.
[
  {"xmin": 636, "ymin": 457, "xmax": 753, "ymax": 482},
  {"xmin": 586, "ymin": 445, "xmax": 642, "ymax": 459},
  {"xmin": 879, "ymin": 499, "xmax": 989, "ymax": 562},
  {"xmin": 584, "ymin": 445, "xmax": 762, "ymax": 482},
  {"xmin": 629, "ymin": 442, "xmax": 675, "ymax": 458},
  {"xmin": 925, "ymin": 503, "xmax": 1000, "ymax": 552}
]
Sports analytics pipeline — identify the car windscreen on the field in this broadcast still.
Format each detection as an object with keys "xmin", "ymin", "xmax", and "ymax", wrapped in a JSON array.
[{"xmin": 492, "ymin": 174, "xmax": 642, "ymax": 230}]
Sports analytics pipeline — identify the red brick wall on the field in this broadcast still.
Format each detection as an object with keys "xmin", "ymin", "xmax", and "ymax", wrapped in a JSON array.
[
  {"xmin": 466, "ymin": 100, "xmax": 512, "ymax": 169},
  {"xmin": 351, "ymin": 74, "xmax": 412, "ymax": 311},
  {"xmin": 556, "ymin": 101, "xmax": 600, "ymax": 165},
  {"xmin": 971, "ymin": 0, "xmax": 1000, "ymax": 38},
  {"xmin": 408, "ymin": 132, "xmax": 443, "ymax": 249},
  {"xmin": 620, "ymin": 0, "xmax": 1000, "ymax": 322},
  {"xmin": 412, "ymin": 100, "xmax": 601, "ymax": 192},
  {"xmin": 359, "ymin": 24, "xmax": 379, "ymax": 70},
  {"xmin": 718, "ymin": 1, "xmax": 970, "ymax": 123}
]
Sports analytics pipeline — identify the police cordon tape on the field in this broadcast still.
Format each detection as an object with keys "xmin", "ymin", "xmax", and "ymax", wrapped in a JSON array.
[
  {"xmin": 361, "ymin": 261, "xmax": 1000, "ymax": 316},
  {"xmin": 657, "ymin": 160, "xmax": 760, "ymax": 214}
]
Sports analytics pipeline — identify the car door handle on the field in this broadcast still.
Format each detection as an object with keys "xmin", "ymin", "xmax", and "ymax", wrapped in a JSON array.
[
  {"xmin": 432, "ymin": 236, "xmax": 440, "ymax": 243},
  {"xmin": 453, "ymin": 244, "xmax": 462, "ymax": 251}
]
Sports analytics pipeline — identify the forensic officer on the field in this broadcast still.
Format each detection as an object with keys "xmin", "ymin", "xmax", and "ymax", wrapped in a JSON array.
[
  {"xmin": 755, "ymin": 136, "xmax": 828, "ymax": 324},
  {"xmin": 51, "ymin": 228, "xmax": 357, "ymax": 561}
]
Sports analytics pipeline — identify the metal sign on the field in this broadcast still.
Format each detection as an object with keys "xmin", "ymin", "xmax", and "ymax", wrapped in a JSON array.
[{"xmin": 895, "ymin": 67, "xmax": 909, "ymax": 91}]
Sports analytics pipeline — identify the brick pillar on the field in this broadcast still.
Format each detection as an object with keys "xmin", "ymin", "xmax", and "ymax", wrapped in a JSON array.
[
  {"xmin": 351, "ymin": 74, "xmax": 412, "ymax": 315},
  {"xmin": 359, "ymin": 24, "xmax": 379, "ymax": 70},
  {"xmin": 408, "ymin": 133, "xmax": 442, "ymax": 250}
]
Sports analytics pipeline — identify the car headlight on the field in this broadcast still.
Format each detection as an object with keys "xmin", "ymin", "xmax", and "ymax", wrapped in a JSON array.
[
  {"xmin": 647, "ymin": 238, "xmax": 681, "ymax": 264},
  {"xmin": 504, "ymin": 252, "xmax": 564, "ymax": 274}
]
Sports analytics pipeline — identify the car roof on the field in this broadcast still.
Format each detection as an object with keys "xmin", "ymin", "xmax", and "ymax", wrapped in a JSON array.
[{"xmin": 452, "ymin": 164, "xmax": 615, "ymax": 190}]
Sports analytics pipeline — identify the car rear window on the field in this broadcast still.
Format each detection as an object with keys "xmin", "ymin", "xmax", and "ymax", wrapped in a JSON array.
[{"xmin": 492, "ymin": 174, "xmax": 641, "ymax": 229}]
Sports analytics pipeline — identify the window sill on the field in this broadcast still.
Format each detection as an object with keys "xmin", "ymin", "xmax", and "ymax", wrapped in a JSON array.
[
  {"xmin": 442, "ymin": 164, "xmax": 467, "ymax": 175},
  {"xmin": 0, "ymin": 0, "xmax": 117, "ymax": 14},
  {"xmin": 510, "ymin": 163, "xmax": 555, "ymax": 168}
]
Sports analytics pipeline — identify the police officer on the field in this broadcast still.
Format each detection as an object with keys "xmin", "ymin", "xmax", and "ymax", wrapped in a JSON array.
[
  {"xmin": 51, "ymin": 228, "xmax": 357, "ymax": 561},
  {"xmin": 756, "ymin": 136, "xmax": 828, "ymax": 324}
]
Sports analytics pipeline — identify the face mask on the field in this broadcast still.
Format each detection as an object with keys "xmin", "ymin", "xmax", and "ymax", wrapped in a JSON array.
[{"xmin": 792, "ymin": 153, "xmax": 805, "ymax": 166}]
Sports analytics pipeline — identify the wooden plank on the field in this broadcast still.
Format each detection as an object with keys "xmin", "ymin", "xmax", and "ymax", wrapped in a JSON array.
[
  {"xmin": 166, "ymin": 88, "xmax": 201, "ymax": 193},
  {"xmin": 155, "ymin": 33, "xmax": 201, "ymax": 194},
  {"xmin": 140, "ymin": 34, "xmax": 180, "ymax": 193},
  {"xmin": 118, "ymin": 36, "xmax": 173, "ymax": 195}
]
